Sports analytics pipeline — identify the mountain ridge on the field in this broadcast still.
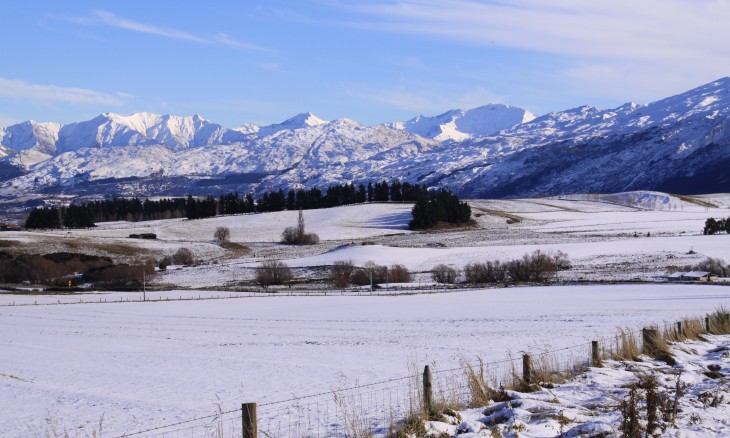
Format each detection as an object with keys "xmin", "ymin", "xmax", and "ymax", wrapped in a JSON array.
[{"xmin": 1, "ymin": 78, "xmax": 729, "ymax": 206}]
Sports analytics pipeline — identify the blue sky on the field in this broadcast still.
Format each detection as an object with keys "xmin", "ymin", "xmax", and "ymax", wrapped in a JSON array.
[{"xmin": 1, "ymin": 0, "xmax": 729, "ymax": 128}]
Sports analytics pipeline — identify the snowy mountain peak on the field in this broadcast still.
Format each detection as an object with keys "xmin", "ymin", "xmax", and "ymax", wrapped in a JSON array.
[
  {"xmin": 254, "ymin": 112, "xmax": 329, "ymax": 137},
  {"xmin": 385, "ymin": 103, "xmax": 536, "ymax": 142}
]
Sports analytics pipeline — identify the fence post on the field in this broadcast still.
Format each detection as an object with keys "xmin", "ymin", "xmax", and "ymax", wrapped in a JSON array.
[
  {"xmin": 591, "ymin": 341, "xmax": 602, "ymax": 367},
  {"xmin": 642, "ymin": 328, "xmax": 659, "ymax": 355},
  {"xmin": 522, "ymin": 354, "xmax": 532, "ymax": 386},
  {"xmin": 706, "ymin": 315, "xmax": 711, "ymax": 333},
  {"xmin": 423, "ymin": 365, "xmax": 433, "ymax": 417},
  {"xmin": 676, "ymin": 321, "xmax": 683, "ymax": 338},
  {"xmin": 242, "ymin": 403, "xmax": 257, "ymax": 438}
]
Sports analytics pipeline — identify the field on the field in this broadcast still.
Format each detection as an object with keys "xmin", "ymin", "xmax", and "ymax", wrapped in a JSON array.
[{"xmin": 2, "ymin": 191, "xmax": 730, "ymax": 436}]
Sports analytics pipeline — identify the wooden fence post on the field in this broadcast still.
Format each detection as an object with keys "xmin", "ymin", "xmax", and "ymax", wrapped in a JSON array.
[
  {"xmin": 242, "ymin": 403, "xmax": 257, "ymax": 438},
  {"xmin": 706, "ymin": 315, "xmax": 711, "ymax": 333},
  {"xmin": 423, "ymin": 365, "xmax": 433, "ymax": 417},
  {"xmin": 522, "ymin": 354, "xmax": 531, "ymax": 386},
  {"xmin": 676, "ymin": 321, "xmax": 683, "ymax": 338},
  {"xmin": 591, "ymin": 341, "xmax": 602, "ymax": 367},
  {"xmin": 642, "ymin": 328, "xmax": 659, "ymax": 355}
]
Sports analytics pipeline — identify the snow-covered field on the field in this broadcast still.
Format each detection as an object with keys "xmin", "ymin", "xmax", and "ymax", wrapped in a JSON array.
[
  {"xmin": 2, "ymin": 284, "xmax": 730, "ymax": 437},
  {"xmin": 2, "ymin": 192, "xmax": 730, "ymax": 436}
]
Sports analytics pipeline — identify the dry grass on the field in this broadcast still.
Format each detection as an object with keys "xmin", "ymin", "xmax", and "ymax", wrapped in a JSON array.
[
  {"xmin": 708, "ymin": 307, "xmax": 730, "ymax": 334},
  {"xmin": 0, "ymin": 239, "xmax": 19, "ymax": 248},
  {"xmin": 530, "ymin": 352, "xmax": 587, "ymax": 387},
  {"xmin": 610, "ymin": 328, "xmax": 641, "ymax": 361},
  {"xmin": 220, "ymin": 241, "xmax": 251, "ymax": 257}
]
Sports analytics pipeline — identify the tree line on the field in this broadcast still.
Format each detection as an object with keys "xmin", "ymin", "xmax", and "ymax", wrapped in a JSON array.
[{"xmin": 25, "ymin": 181, "xmax": 470, "ymax": 230}]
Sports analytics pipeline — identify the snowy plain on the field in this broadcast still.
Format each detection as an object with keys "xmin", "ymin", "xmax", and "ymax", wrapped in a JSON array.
[
  {"xmin": 2, "ymin": 191, "xmax": 730, "ymax": 436},
  {"xmin": 2, "ymin": 285, "xmax": 730, "ymax": 437}
]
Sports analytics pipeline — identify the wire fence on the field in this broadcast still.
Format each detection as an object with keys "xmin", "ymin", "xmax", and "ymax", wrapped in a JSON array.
[{"xmin": 111, "ymin": 338, "xmax": 619, "ymax": 438}]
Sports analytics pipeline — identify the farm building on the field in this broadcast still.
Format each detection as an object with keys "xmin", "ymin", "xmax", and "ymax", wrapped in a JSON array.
[{"xmin": 667, "ymin": 271, "xmax": 717, "ymax": 282}]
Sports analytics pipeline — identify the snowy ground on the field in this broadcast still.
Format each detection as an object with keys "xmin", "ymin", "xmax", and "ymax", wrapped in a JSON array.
[
  {"xmin": 2, "ymin": 191, "xmax": 730, "ymax": 436},
  {"xmin": 425, "ymin": 334, "xmax": 730, "ymax": 437},
  {"xmin": 3, "ymin": 192, "xmax": 730, "ymax": 288},
  {"xmin": 2, "ymin": 284, "xmax": 730, "ymax": 437}
]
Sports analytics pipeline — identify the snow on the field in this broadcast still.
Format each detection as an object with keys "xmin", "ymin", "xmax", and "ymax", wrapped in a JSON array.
[
  {"xmin": 384, "ymin": 104, "xmax": 536, "ymax": 143},
  {"xmin": 2, "ymin": 284, "xmax": 730, "ymax": 437},
  {"xmin": 424, "ymin": 334, "xmax": 730, "ymax": 437}
]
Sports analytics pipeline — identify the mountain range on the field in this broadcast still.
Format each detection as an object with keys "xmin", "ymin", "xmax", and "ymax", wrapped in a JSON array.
[{"xmin": 1, "ymin": 79, "xmax": 729, "ymax": 209}]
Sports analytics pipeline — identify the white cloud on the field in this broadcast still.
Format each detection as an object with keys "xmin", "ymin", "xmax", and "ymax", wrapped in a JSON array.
[
  {"xmin": 346, "ymin": 0, "xmax": 730, "ymax": 61},
  {"xmin": 91, "ymin": 10, "xmax": 204, "ymax": 42},
  {"xmin": 62, "ymin": 10, "xmax": 268, "ymax": 51},
  {"xmin": 338, "ymin": 0, "xmax": 730, "ymax": 105},
  {"xmin": 0, "ymin": 76, "xmax": 127, "ymax": 106}
]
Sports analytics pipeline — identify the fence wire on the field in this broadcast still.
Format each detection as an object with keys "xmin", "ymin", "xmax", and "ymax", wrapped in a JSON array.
[{"xmin": 113, "ymin": 327, "xmax": 663, "ymax": 438}]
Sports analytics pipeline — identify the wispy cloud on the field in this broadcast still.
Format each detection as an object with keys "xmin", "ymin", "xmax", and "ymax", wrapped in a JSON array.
[
  {"xmin": 0, "ymin": 76, "xmax": 128, "ymax": 106},
  {"xmin": 62, "ymin": 10, "xmax": 269, "ymax": 51},
  {"xmin": 344, "ymin": 0, "xmax": 730, "ymax": 61},
  {"xmin": 338, "ymin": 0, "xmax": 730, "ymax": 102}
]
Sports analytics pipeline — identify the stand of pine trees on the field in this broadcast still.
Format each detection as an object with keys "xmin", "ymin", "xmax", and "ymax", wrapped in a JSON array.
[
  {"xmin": 408, "ymin": 189, "xmax": 472, "ymax": 229},
  {"xmin": 24, "ymin": 181, "xmax": 469, "ymax": 229}
]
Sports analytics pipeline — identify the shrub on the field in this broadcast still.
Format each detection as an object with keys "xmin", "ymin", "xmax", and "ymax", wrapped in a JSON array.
[
  {"xmin": 214, "ymin": 226, "xmax": 231, "ymax": 244},
  {"xmin": 281, "ymin": 210, "xmax": 320, "ymax": 245},
  {"xmin": 388, "ymin": 264, "xmax": 411, "ymax": 283},
  {"xmin": 464, "ymin": 261, "xmax": 506, "ymax": 284},
  {"xmin": 506, "ymin": 250, "xmax": 569, "ymax": 283},
  {"xmin": 350, "ymin": 268, "xmax": 371, "ymax": 286},
  {"xmin": 256, "ymin": 260, "xmax": 293, "ymax": 288},
  {"xmin": 330, "ymin": 260, "xmax": 355, "ymax": 287},
  {"xmin": 432, "ymin": 264, "xmax": 458, "ymax": 284},
  {"xmin": 172, "ymin": 248, "xmax": 195, "ymax": 265},
  {"xmin": 350, "ymin": 261, "xmax": 388, "ymax": 286}
]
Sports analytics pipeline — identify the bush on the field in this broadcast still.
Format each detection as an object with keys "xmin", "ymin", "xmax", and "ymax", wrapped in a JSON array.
[
  {"xmin": 330, "ymin": 260, "xmax": 355, "ymax": 288},
  {"xmin": 214, "ymin": 226, "xmax": 231, "ymax": 244},
  {"xmin": 172, "ymin": 248, "xmax": 195, "ymax": 265},
  {"xmin": 464, "ymin": 260, "xmax": 506, "ymax": 284},
  {"xmin": 388, "ymin": 264, "xmax": 411, "ymax": 283},
  {"xmin": 432, "ymin": 264, "xmax": 458, "ymax": 284},
  {"xmin": 505, "ymin": 250, "xmax": 569, "ymax": 283},
  {"xmin": 256, "ymin": 260, "xmax": 293, "ymax": 288},
  {"xmin": 281, "ymin": 210, "xmax": 320, "ymax": 245},
  {"xmin": 350, "ymin": 261, "xmax": 388, "ymax": 286}
]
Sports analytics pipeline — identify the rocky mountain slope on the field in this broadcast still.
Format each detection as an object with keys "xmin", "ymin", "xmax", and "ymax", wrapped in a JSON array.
[{"xmin": 1, "ymin": 78, "xmax": 729, "ymax": 205}]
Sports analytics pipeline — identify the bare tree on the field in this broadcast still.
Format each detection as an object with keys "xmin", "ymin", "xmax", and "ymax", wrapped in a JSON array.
[
  {"xmin": 256, "ymin": 260, "xmax": 293, "ymax": 288},
  {"xmin": 388, "ymin": 264, "xmax": 412, "ymax": 283},
  {"xmin": 172, "ymin": 248, "xmax": 194, "ymax": 265},
  {"xmin": 330, "ymin": 260, "xmax": 355, "ymax": 287},
  {"xmin": 432, "ymin": 264, "xmax": 458, "ymax": 284},
  {"xmin": 214, "ymin": 226, "xmax": 231, "ymax": 244}
]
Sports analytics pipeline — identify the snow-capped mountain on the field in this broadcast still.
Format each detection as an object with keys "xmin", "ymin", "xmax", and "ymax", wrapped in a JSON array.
[
  {"xmin": 241, "ymin": 112, "xmax": 328, "ymax": 138},
  {"xmin": 1, "ymin": 78, "xmax": 729, "ymax": 206},
  {"xmin": 385, "ymin": 104, "xmax": 536, "ymax": 142},
  {"xmin": 0, "ymin": 112, "xmax": 250, "ymax": 169}
]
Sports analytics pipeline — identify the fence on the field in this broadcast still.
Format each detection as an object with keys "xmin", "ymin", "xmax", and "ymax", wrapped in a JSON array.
[
  {"xmin": 109, "ymin": 325, "xmax": 670, "ymax": 438},
  {"xmin": 96, "ymin": 308, "xmax": 730, "ymax": 438}
]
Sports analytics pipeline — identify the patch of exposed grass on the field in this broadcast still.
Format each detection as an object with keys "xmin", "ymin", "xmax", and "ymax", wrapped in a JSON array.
[{"xmin": 611, "ymin": 328, "xmax": 641, "ymax": 361}]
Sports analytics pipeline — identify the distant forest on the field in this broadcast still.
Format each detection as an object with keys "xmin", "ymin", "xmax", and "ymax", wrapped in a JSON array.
[{"xmin": 24, "ymin": 181, "xmax": 470, "ymax": 230}]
